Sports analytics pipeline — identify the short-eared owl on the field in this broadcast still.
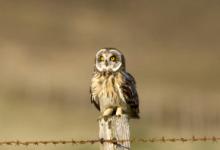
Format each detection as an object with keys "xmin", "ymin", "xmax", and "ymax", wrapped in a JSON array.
[{"xmin": 90, "ymin": 48, "xmax": 139, "ymax": 119}]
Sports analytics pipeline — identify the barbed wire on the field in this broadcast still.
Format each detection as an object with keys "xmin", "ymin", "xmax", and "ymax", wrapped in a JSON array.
[{"xmin": 0, "ymin": 136, "xmax": 219, "ymax": 146}]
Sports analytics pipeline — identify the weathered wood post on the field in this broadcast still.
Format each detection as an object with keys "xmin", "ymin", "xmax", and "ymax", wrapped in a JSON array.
[{"xmin": 99, "ymin": 115, "xmax": 130, "ymax": 150}]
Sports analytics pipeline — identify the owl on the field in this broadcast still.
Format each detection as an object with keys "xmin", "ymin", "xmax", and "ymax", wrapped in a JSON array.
[{"xmin": 90, "ymin": 48, "xmax": 139, "ymax": 119}]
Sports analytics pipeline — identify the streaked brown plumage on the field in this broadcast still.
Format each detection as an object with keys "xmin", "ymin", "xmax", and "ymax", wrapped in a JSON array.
[{"xmin": 90, "ymin": 48, "xmax": 139, "ymax": 119}]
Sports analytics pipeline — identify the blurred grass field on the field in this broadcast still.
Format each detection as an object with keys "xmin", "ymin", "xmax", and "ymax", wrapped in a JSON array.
[{"xmin": 0, "ymin": 1, "xmax": 220, "ymax": 150}]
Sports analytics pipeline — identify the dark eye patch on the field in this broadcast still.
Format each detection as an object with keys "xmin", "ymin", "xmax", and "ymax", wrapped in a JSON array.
[
  {"xmin": 110, "ymin": 55, "xmax": 117, "ymax": 62},
  {"xmin": 98, "ymin": 55, "xmax": 104, "ymax": 61}
]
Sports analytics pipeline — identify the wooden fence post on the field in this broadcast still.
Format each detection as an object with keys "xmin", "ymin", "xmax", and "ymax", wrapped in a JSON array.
[{"xmin": 99, "ymin": 115, "xmax": 130, "ymax": 150}]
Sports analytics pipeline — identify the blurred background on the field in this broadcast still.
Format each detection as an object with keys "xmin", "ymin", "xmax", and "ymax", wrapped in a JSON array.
[{"xmin": 0, "ymin": 0, "xmax": 220, "ymax": 149}]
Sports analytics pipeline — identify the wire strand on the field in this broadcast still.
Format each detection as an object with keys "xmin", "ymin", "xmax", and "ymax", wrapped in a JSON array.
[{"xmin": 0, "ymin": 136, "xmax": 219, "ymax": 146}]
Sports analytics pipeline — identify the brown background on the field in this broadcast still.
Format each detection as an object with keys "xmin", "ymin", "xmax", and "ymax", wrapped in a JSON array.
[{"xmin": 0, "ymin": 0, "xmax": 220, "ymax": 149}]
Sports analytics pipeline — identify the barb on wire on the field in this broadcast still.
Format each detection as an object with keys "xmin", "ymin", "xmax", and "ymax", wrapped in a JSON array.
[{"xmin": 0, "ymin": 136, "xmax": 219, "ymax": 146}]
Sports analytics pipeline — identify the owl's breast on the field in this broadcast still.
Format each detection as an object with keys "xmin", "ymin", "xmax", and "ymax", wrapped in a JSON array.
[{"xmin": 91, "ymin": 74, "xmax": 126, "ymax": 112}]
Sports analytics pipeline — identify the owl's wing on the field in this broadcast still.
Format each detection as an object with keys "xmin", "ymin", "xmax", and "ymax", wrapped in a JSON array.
[
  {"xmin": 90, "ymin": 88, "xmax": 100, "ymax": 111},
  {"xmin": 121, "ymin": 72, "xmax": 140, "ymax": 118}
]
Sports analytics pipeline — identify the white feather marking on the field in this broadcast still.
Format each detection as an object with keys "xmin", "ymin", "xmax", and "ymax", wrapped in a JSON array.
[
  {"xmin": 112, "ymin": 62, "xmax": 122, "ymax": 72},
  {"xmin": 115, "ymin": 83, "xmax": 126, "ymax": 103}
]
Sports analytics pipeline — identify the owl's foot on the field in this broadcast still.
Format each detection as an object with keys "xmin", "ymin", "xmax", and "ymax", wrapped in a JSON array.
[
  {"xmin": 116, "ymin": 107, "xmax": 123, "ymax": 117},
  {"xmin": 97, "ymin": 108, "xmax": 114, "ymax": 121},
  {"xmin": 103, "ymin": 108, "xmax": 114, "ymax": 116},
  {"xmin": 97, "ymin": 115, "xmax": 111, "ymax": 121}
]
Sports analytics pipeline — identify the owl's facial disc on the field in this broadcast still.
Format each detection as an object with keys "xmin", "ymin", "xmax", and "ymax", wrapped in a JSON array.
[{"xmin": 95, "ymin": 48, "xmax": 123, "ymax": 73}]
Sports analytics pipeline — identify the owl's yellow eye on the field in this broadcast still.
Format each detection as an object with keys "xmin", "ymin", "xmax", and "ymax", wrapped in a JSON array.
[
  {"xmin": 110, "ymin": 56, "xmax": 117, "ymax": 61},
  {"xmin": 99, "ymin": 56, "xmax": 104, "ymax": 61}
]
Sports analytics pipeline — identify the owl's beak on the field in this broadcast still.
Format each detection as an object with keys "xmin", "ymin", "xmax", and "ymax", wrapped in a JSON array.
[{"xmin": 105, "ymin": 60, "xmax": 108, "ymax": 66}]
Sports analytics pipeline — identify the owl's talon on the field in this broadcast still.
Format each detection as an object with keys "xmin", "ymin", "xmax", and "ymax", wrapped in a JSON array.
[
  {"xmin": 97, "ymin": 115, "xmax": 103, "ymax": 121},
  {"xmin": 103, "ymin": 116, "xmax": 109, "ymax": 121},
  {"xmin": 97, "ymin": 115, "xmax": 111, "ymax": 121},
  {"xmin": 116, "ymin": 114, "xmax": 122, "ymax": 117}
]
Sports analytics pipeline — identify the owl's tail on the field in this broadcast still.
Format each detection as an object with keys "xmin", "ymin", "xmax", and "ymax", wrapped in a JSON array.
[{"xmin": 129, "ymin": 111, "xmax": 140, "ymax": 119}]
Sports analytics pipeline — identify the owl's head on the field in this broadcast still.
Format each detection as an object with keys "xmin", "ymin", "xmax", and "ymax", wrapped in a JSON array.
[{"xmin": 95, "ymin": 48, "xmax": 126, "ymax": 73}]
